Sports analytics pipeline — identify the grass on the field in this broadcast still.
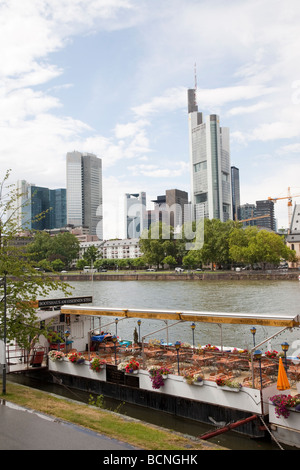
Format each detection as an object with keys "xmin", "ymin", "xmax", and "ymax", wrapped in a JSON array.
[{"xmin": 0, "ymin": 381, "xmax": 224, "ymax": 450}]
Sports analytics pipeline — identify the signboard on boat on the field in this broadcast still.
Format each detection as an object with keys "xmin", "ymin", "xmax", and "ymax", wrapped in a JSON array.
[{"xmin": 38, "ymin": 296, "xmax": 93, "ymax": 308}]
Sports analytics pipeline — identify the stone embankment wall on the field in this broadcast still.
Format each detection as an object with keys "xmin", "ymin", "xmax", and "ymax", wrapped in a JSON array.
[{"xmin": 54, "ymin": 271, "xmax": 299, "ymax": 282}]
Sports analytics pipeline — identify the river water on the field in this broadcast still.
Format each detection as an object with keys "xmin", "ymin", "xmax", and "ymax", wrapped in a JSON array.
[
  {"xmin": 13, "ymin": 278, "xmax": 300, "ymax": 450},
  {"xmin": 70, "ymin": 278, "xmax": 300, "ymax": 354}
]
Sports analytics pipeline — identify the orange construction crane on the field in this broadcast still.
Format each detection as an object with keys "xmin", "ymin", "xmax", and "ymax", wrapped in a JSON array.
[
  {"xmin": 239, "ymin": 214, "xmax": 270, "ymax": 223},
  {"xmin": 268, "ymin": 187, "xmax": 300, "ymax": 226}
]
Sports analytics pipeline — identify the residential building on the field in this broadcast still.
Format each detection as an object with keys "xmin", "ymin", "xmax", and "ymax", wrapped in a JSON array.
[
  {"xmin": 66, "ymin": 151, "xmax": 103, "ymax": 239},
  {"xmin": 124, "ymin": 192, "xmax": 146, "ymax": 238},
  {"xmin": 79, "ymin": 239, "xmax": 142, "ymax": 260},
  {"xmin": 286, "ymin": 204, "xmax": 300, "ymax": 267},
  {"xmin": 187, "ymin": 88, "xmax": 232, "ymax": 222}
]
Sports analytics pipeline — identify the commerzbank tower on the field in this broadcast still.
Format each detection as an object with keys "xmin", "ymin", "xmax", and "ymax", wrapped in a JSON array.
[{"xmin": 187, "ymin": 86, "xmax": 233, "ymax": 222}]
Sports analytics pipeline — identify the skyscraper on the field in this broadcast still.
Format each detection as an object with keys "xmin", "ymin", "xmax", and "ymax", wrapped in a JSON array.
[
  {"xmin": 124, "ymin": 192, "xmax": 146, "ymax": 238},
  {"xmin": 187, "ymin": 88, "xmax": 232, "ymax": 222},
  {"xmin": 66, "ymin": 151, "xmax": 103, "ymax": 239},
  {"xmin": 231, "ymin": 166, "xmax": 240, "ymax": 221}
]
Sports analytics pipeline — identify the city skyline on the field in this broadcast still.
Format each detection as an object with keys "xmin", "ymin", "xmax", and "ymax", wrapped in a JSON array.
[{"xmin": 1, "ymin": 1, "xmax": 300, "ymax": 238}]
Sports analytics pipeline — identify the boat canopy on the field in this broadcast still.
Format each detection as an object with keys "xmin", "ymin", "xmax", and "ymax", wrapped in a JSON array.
[{"xmin": 60, "ymin": 305, "xmax": 300, "ymax": 328}]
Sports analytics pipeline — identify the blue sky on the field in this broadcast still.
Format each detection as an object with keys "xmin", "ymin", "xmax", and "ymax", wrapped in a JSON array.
[{"xmin": 1, "ymin": 0, "xmax": 300, "ymax": 238}]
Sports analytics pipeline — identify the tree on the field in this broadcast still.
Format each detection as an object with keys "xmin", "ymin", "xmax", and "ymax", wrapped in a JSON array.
[
  {"xmin": 139, "ymin": 222, "xmax": 178, "ymax": 269},
  {"xmin": 83, "ymin": 245, "xmax": 99, "ymax": 266},
  {"xmin": 27, "ymin": 231, "xmax": 80, "ymax": 269},
  {"xmin": 229, "ymin": 226, "xmax": 296, "ymax": 269},
  {"xmin": 200, "ymin": 219, "xmax": 237, "ymax": 268},
  {"xmin": 162, "ymin": 255, "xmax": 177, "ymax": 268},
  {"xmin": 0, "ymin": 171, "xmax": 71, "ymax": 349}
]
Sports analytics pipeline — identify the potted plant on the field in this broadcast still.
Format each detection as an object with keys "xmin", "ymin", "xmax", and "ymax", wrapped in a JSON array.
[
  {"xmin": 193, "ymin": 373, "xmax": 204, "ymax": 385},
  {"xmin": 270, "ymin": 394, "xmax": 300, "ymax": 419},
  {"xmin": 89, "ymin": 357, "xmax": 106, "ymax": 372},
  {"xmin": 183, "ymin": 371, "xmax": 194, "ymax": 385},
  {"xmin": 125, "ymin": 359, "xmax": 139, "ymax": 374},
  {"xmin": 149, "ymin": 366, "xmax": 171, "ymax": 389},
  {"xmin": 117, "ymin": 361, "xmax": 127, "ymax": 371},
  {"xmin": 68, "ymin": 351, "xmax": 85, "ymax": 364},
  {"xmin": 48, "ymin": 350, "xmax": 65, "ymax": 362},
  {"xmin": 216, "ymin": 377, "xmax": 242, "ymax": 391}
]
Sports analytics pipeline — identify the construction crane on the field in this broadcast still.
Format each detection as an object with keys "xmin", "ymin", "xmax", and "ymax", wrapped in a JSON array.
[
  {"xmin": 268, "ymin": 187, "xmax": 300, "ymax": 226},
  {"xmin": 239, "ymin": 214, "xmax": 270, "ymax": 223}
]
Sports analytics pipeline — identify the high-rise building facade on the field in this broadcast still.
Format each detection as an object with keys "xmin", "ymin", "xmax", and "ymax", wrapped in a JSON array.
[
  {"xmin": 124, "ymin": 192, "xmax": 146, "ymax": 238},
  {"xmin": 231, "ymin": 166, "xmax": 240, "ymax": 221},
  {"xmin": 187, "ymin": 88, "xmax": 232, "ymax": 222},
  {"xmin": 14, "ymin": 180, "xmax": 66, "ymax": 231},
  {"xmin": 255, "ymin": 200, "xmax": 275, "ymax": 231},
  {"xmin": 66, "ymin": 151, "xmax": 103, "ymax": 239}
]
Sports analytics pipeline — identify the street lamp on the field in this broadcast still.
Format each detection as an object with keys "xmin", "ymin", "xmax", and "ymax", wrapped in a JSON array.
[
  {"xmin": 112, "ymin": 335, "xmax": 117, "ymax": 365},
  {"xmin": 175, "ymin": 341, "xmax": 181, "ymax": 375},
  {"xmin": 137, "ymin": 320, "xmax": 141, "ymax": 342},
  {"xmin": 115, "ymin": 318, "xmax": 118, "ymax": 337},
  {"xmin": 64, "ymin": 330, "xmax": 70, "ymax": 354},
  {"xmin": 250, "ymin": 327, "xmax": 256, "ymax": 347},
  {"xmin": 191, "ymin": 323, "xmax": 195, "ymax": 348},
  {"xmin": 254, "ymin": 349, "xmax": 263, "ymax": 389},
  {"xmin": 1, "ymin": 273, "xmax": 7, "ymax": 395},
  {"xmin": 281, "ymin": 341, "xmax": 289, "ymax": 370}
]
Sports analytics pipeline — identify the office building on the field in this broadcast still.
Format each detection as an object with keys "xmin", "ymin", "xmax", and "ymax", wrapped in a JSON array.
[
  {"xmin": 187, "ymin": 88, "xmax": 232, "ymax": 222},
  {"xmin": 239, "ymin": 203, "xmax": 257, "ymax": 226},
  {"xmin": 124, "ymin": 192, "xmax": 146, "ymax": 238},
  {"xmin": 255, "ymin": 200, "xmax": 275, "ymax": 231},
  {"xmin": 146, "ymin": 189, "xmax": 189, "ymax": 230},
  {"xmin": 14, "ymin": 180, "xmax": 66, "ymax": 231},
  {"xmin": 231, "ymin": 166, "xmax": 240, "ymax": 221},
  {"xmin": 66, "ymin": 151, "xmax": 103, "ymax": 239}
]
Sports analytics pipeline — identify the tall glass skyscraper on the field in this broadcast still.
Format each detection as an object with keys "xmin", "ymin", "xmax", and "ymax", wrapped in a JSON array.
[
  {"xmin": 66, "ymin": 151, "xmax": 103, "ymax": 239},
  {"xmin": 187, "ymin": 88, "xmax": 232, "ymax": 222}
]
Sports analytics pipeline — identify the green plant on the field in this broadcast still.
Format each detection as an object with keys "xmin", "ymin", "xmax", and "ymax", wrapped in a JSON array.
[
  {"xmin": 133, "ymin": 327, "xmax": 139, "ymax": 344},
  {"xmin": 270, "ymin": 394, "xmax": 299, "ymax": 418},
  {"xmin": 48, "ymin": 350, "xmax": 65, "ymax": 361},
  {"xmin": 125, "ymin": 359, "xmax": 139, "ymax": 373},
  {"xmin": 89, "ymin": 357, "xmax": 106, "ymax": 372},
  {"xmin": 88, "ymin": 394, "xmax": 105, "ymax": 408},
  {"xmin": 68, "ymin": 351, "xmax": 85, "ymax": 364}
]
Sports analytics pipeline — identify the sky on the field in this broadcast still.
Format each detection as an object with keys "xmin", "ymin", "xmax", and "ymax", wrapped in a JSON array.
[{"xmin": 2, "ymin": 0, "xmax": 300, "ymax": 239}]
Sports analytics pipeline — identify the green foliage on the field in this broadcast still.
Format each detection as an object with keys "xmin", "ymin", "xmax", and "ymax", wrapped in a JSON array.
[{"xmin": 27, "ymin": 230, "xmax": 80, "ymax": 269}]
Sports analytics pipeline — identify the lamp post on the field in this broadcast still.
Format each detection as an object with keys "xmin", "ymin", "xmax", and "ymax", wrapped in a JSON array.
[
  {"xmin": 254, "ymin": 350, "xmax": 263, "ymax": 389},
  {"xmin": 191, "ymin": 323, "xmax": 195, "ymax": 348},
  {"xmin": 115, "ymin": 318, "xmax": 118, "ymax": 338},
  {"xmin": 64, "ymin": 330, "xmax": 70, "ymax": 354},
  {"xmin": 175, "ymin": 341, "xmax": 180, "ymax": 375},
  {"xmin": 281, "ymin": 341, "xmax": 289, "ymax": 371},
  {"xmin": 137, "ymin": 320, "xmax": 141, "ymax": 343},
  {"xmin": 1, "ymin": 273, "xmax": 7, "ymax": 395},
  {"xmin": 250, "ymin": 327, "xmax": 256, "ymax": 347},
  {"xmin": 112, "ymin": 335, "xmax": 117, "ymax": 365}
]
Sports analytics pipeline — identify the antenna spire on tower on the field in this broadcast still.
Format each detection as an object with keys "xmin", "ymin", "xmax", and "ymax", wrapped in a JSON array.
[{"xmin": 194, "ymin": 62, "xmax": 197, "ymax": 91}]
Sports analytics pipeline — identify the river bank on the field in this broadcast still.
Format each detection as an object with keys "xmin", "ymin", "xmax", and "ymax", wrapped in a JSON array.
[
  {"xmin": 1, "ymin": 381, "xmax": 224, "ymax": 451},
  {"xmin": 53, "ymin": 270, "xmax": 299, "ymax": 282}
]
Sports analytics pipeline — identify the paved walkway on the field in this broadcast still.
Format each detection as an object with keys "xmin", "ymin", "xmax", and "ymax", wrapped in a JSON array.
[{"xmin": 0, "ymin": 401, "xmax": 138, "ymax": 450}]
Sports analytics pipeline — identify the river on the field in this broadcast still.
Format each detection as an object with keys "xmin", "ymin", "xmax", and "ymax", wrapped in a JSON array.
[{"xmin": 69, "ymin": 278, "xmax": 300, "ymax": 354}]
